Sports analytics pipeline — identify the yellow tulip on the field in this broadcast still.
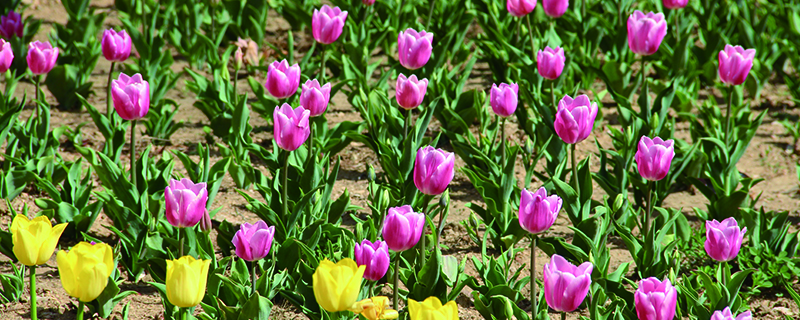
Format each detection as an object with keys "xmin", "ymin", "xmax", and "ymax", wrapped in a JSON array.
[
  {"xmin": 351, "ymin": 296, "xmax": 399, "ymax": 320},
  {"xmin": 166, "ymin": 256, "xmax": 211, "ymax": 308},
  {"xmin": 312, "ymin": 258, "xmax": 366, "ymax": 312},
  {"xmin": 10, "ymin": 214, "xmax": 67, "ymax": 266},
  {"xmin": 408, "ymin": 297, "xmax": 459, "ymax": 320},
  {"xmin": 56, "ymin": 242, "xmax": 115, "ymax": 302}
]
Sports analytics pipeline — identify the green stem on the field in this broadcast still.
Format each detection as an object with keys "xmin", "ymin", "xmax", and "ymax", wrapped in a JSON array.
[
  {"xmin": 182, "ymin": 307, "xmax": 189, "ymax": 320},
  {"xmin": 131, "ymin": 120, "xmax": 137, "ymax": 189},
  {"xmin": 725, "ymin": 85, "xmax": 733, "ymax": 148},
  {"xmin": 550, "ymin": 80, "xmax": 556, "ymax": 110},
  {"xmin": 403, "ymin": 108, "xmax": 412, "ymax": 143},
  {"xmin": 392, "ymin": 257, "xmax": 400, "ymax": 310},
  {"xmin": 501, "ymin": 117, "xmax": 507, "ymax": 165},
  {"xmin": 426, "ymin": 0, "xmax": 436, "ymax": 29},
  {"xmin": 721, "ymin": 261, "xmax": 729, "ymax": 287},
  {"xmin": 233, "ymin": 66, "xmax": 239, "ymax": 106},
  {"xmin": 644, "ymin": 181, "xmax": 654, "ymax": 252},
  {"xmin": 418, "ymin": 197, "xmax": 431, "ymax": 269},
  {"xmin": 141, "ymin": 0, "xmax": 147, "ymax": 39},
  {"xmin": 516, "ymin": 18, "xmax": 522, "ymax": 44},
  {"xmin": 30, "ymin": 266, "xmax": 36, "ymax": 320},
  {"xmin": 251, "ymin": 261, "xmax": 258, "ymax": 295},
  {"xmin": 308, "ymin": 121, "xmax": 316, "ymax": 164},
  {"xmin": 641, "ymin": 57, "xmax": 649, "ymax": 116},
  {"xmin": 76, "ymin": 301, "xmax": 84, "ymax": 320},
  {"xmin": 107, "ymin": 62, "xmax": 116, "ymax": 117},
  {"xmin": 561, "ymin": 311, "xmax": 566, "ymax": 320},
  {"xmin": 571, "ymin": 143, "xmax": 579, "ymax": 196},
  {"xmin": 282, "ymin": 151, "xmax": 289, "ymax": 219},
  {"xmin": 178, "ymin": 227, "xmax": 184, "ymax": 257},
  {"xmin": 674, "ymin": 10, "xmax": 680, "ymax": 44},
  {"xmin": 320, "ymin": 48, "xmax": 327, "ymax": 83},
  {"xmin": 526, "ymin": 15, "xmax": 537, "ymax": 59},
  {"xmin": 34, "ymin": 75, "xmax": 40, "ymax": 118},
  {"xmin": 530, "ymin": 236, "xmax": 537, "ymax": 320}
]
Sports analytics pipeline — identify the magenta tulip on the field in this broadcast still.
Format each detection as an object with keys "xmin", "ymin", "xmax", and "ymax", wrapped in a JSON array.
[
  {"xmin": 704, "ymin": 217, "xmax": 746, "ymax": 262},
  {"xmin": 398, "ymin": 28, "xmax": 433, "ymax": 70},
  {"xmin": 635, "ymin": 136, "xmax": 675, "ymax": 181},
  {"xmin": 273, "ymin": 103, "xmax": 311, "ymax": 151},
  {"xmin": 312, "ymin": 5, "xmax": 348, "ymax": 45},
  {"xmin": 0, "ymin": 39, "xmax": 12, "ymax": 73},
  {"xmin": 554, "ymin": 95, "xmax": 598, "ymax": 144},
  {"xmin": 354, "ymin": 239, "xmax": 390, "ymax": 281},
  {"xmin": 542, "ymin": 0, "xmax": 569, "ymax": 18},
  {"xmin": 363, "ymin": 0, "xmax": 376, "ymax": 5},
  {"xmin": 507, "ymin": 0, "xmax": 536, "ymax": 17},
  {"xmin": 0, "ymin": 11, "xmax": 23, "ymax": 39},
  {"xmin": 718, "ymin": 45, "xmax": 755, "ymax": 86},
  {"xmin": 710, "ymin": 307, "xmax": 752, "ymax": 320},
  {"xmin": 490, "ymin": 83, "xmax": 518, "ymax": 117},
  {"xmin": 634, "ymin": 277, "xmax": 677, "ymax": 320},
  {"xmin": 543, "ymin": 254, "xmax": 593, "ymax": 312},
  {"xmin": 627, "ymin": 11, "xmax": 668, "ymax": 56},
  {"xmin": 111, "ymin": 73, "xmax": 150, "ymax": 120},
  {"xmin": 232, "ymin": 221, "xmax": 275, "ymax": 261},
  {"xmin": 519, "ymin": 187, "xmax": 562, "ymax": 234},
  {"xmin": 396, "ymin": 73, "xmax": 428, "ymax": 110},
  {"xmin": 164, "ymin": 178, "xmax": 209, "ymax": 228},
  {"xmin": 413, "ymin": 146, "xmax": 455, "ymax": 196},
  {"xmin": 537, "ymin": 46, "xmax": 566, "ymax": 80},
  {"xmin": 26, "ymin": 41, "xmax": 58, "ymax": 75},
  {"xmin": 101, "ymin": 29, "xmax": 132, "ymax": 62},
  {"xmin": 264, "ymin": 59, "xmax": 301, "ymax": 99},
  {"xmin": 300, "ymin": 79, "xmax": 331, "ymax": 117},
  {"xmin": 382, "ymin": 205, "xmax": 425, "ymax": 252},
  {"xmin": 663, "ymin": 0, "xmax": 689, "ymax": 9}
]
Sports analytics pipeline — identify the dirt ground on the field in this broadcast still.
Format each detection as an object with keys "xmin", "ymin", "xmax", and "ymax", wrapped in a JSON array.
[{"xmin": 0, "ymin": 0, "xmax": 799, "ymax": 319}]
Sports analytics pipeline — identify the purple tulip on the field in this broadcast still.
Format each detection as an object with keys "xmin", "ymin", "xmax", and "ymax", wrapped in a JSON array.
[
  {"xmin": 663, "ymin": 0, "xmax": 689, "ymax": 9},
  {"xmin": 382, "ymin": 205, "xmax": 425, "ymax": 252},
  {"xmin": 0, "ymin": 11, "xmax": 23, "ymax": 39},
  {"xmin": 634, "ymin": 277, "xmax": 677, "ymax": 320},
  {"xmin": 710, "ymin": 307, "xmax": 752, "ymax": 320},
  {"xmin": 232, "ymin": 221, "xmax": 275, "ymax": 261},
  {"xmin": 362, "ymin": 0, "xmax": 376, "ymax": 5},
  {"xmin": 300, "ymin": 79, "xmax": 331, "ymax": 117},
  {"xmin": 490, "ymin": 83, "xmax": 518, "ymax": 117},
  {"xmin": 396, "ymin": 73, "xmax": 428, "ymax": 110},
  {"xmin": 199, "ymin": 210, "xmax": 212, "ymax": 233},
  {"xmin": 312, "ymin": 5, "xmax": 348, "ymax": 45},
  {"xmin": 273, "ymin": 103, "xmax": 311, "ymax": 151},
  {"xmin": 704, "ymin": 218, "xmax": 746, "ymax": 262},
  {"xmin": 111, "ymin": 73, "xmax": 150, "ymax": 120},
  {"xmin": 718, "ymin": 45, "xmax": 755, "ymax": 86},
  {"xmin": 543, "ymin": 254, "xmax": 593, "ymax": 312},
  {"xmin": 26, "ymin": 41, "xmax": 58, "ymax": 75},
  {"xmin": 101, "ymin": 29, "xmax": 132, "ymax": 62},
  {"xmin": 413, "ymin": 146, "xmax": 455, "ymax": 196},
  {"xmin": 542, "ymin": 0, "xmax": 569, "ymax": 18},
  {"xmin": 635, "ymin": 136, "xmax": 675, "ymax": 181},
  {"xmin": 164, "ymin": 178, "xmax": 209, "ymax": 228},
  {"xmin": 507, "ymin": 0, "xmax": 536, "ymax": 17},
  {"xmin": 518, "ymin": 187, "xmax": 562, "ymax": 234},
  {"xmin": 398, "ymin": 28, "xmax": 433, "ymax": 70},
  {"xmin": 537, "ymin": 46, "xmax": 566, "ymax": 80},
  {"xmin": 627, "ymin": 11, "xmax": 668, "ymax": 56},
  {"xmin": 554, "ymin": 95, "xmax": 598, "ymax": 144},
  {"xmin": 354, "ymin": 239, "xmax": 390, "ymax": 281},
  {"xmin": 264, "ymin": 60, "xmax": 301, "ymax": 99},
  {"xmin": 0, "ymin": 39, "xmax": 13, "ymax": 73}
]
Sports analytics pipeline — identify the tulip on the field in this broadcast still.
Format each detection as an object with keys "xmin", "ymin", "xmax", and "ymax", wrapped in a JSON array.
[
  {"xmin": 312, "ymin": 5, "xmax": 348, "ymax": 45},
  {"xmin": 718, "ymin": 45, "xmax": 755, "ymax": 86},
  {"xmin": 663, "ymin": 0, "xmax": 689, "ymax": 9},
  {"xmin": 313, "ymin": 258, "xmax": 365, "ymax": 312},
  {"xmin": 234, "ymin": 47, "xmax": 244, "ymax": 70},
  {"xmin": 235, "ymin": 37, "xmax": 259, "ymax": 67},
  {"xmin": 10, "ymin": 214, "xmax": 67, "ymax": 266},
  {"xmin": 300, "ymin": 79, "xmax": 331, "ymax": 117},
  {"xmin": 0, "ymin": 39, "xmax": 12, "ymax": 73},
  {"xmin": 408, "ymin": 296, "xmax": 459, "ymax": 320},
  {"xmin": 489, "ymin": 83, "xmax": 518, "ymax": 117},
  {"xmin": 413, "ymin": 146, "xmax": 455, "ymax": 195},
  {"xmin": 543, "ymin": 254, "xmax": 592, "ymax": 312},
  {"xmin": 398, "ymin": 28, "xmax": 433, "ymax": 70},
  {"xmin": 507, "ymin": 0, "xmax": 536, "ymax": 17},
  {"xmin": 537, "ymin": 46, "xmax": 566, "ymax": 80},
  {"xmin": 101, "ymin": 29, "xmax": 131, "ymax": 62},
  {"xmin": 382, "ymin": 206, "xmax": 425, "ymax": 251},
  {"xmin": 363, "ymin": 0, "xmax": 377, "ymax": 5},
  {"xmin": 232, "ymin": 221, "xmax": 275, "ymax": 261},
  {"xmin": 26, "ymin": 41, "xmax": 58, "ymax": 75},
  {"xmin": 396, "ymin": 73, "xmax": 428, "ymax": 110},
  {"xmin": 519, "ymin": 187, "xmax": 562, "ymax": 234},
  {"xmin": 711, "ymin": 307, "xmax": 752, "ymax": 320},
  {"xmin": 627, "ymin": 11, "xmax": 667, "ymax": 56},
  {"xmin": 554, "ymin": 94, "xmax": 598, "ymax": 144},
  {"xmin": 705, "ymin": 217, "xmax": 746, "ymax": 262},
  {"xmin": 165, "ymin": 178, "xmax": 209, "ymax": 228},
  {"xmin": 354, "ymin": 239, "xmax": 390, "ymax": 281},
  {"xmin": 0, "ymin": 11, "xmax": 23, "ymax": 39},
  {"xmin": 273, "ymin": 103, "xmax": 311, "ymax": 151},
  {"xmin": 634, "ymin": 277, "xmax": 677, "ymax": 320},
  {"xmin": 352, "ymin": 296, "xmax": 399, "ymax": 320},
  {"xmin": 199, "ymin": 210, "xmax": 212, "ymax": 233},
  {"xmin": 635, "ymin": 136, "xmax": 675, "ymax": 181},
  {"xmin": 111, "ymin": 73, "xmax": 150, "ymax": 120},
  {"xmin": 264, "ymin": 59, "xmax": 301, "ymax": 99},
  {"xmin": 56, "ymin": 242, "xmax": 114, "ymax": 302},
  {"xmin": 542, "ymin": 0, "xmax": 569, "ymax": 18},
  {"xmin": 166, "ymin": 256, "xmax": 211, "ymax": 308}
]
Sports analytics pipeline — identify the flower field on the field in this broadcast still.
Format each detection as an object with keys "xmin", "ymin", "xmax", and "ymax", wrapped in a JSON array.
[{"xmin": 1, "ymin": 0, "xmax": 800, "ymax": 319}]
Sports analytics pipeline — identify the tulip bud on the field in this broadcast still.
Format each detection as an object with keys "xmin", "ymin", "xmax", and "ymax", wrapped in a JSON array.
[
  {"xmin": 313, "ymin": 258, "xmax": 365, "ymax": 312},
  {"xmin": 166, "ymin": 256, "xmax": 211, "ymax": 308},
  {"xmin": 489, "ymin": 83, "xmax": 519, "ymax": 117},
  {"xmin": 396, "ymin": 73, "xmax": 429, "ymax": 110},
  {"xmin": 413, "ymin": 146, "xmax": 455, "ymax": 195},
  {"xmin": 354, "ymin": 239, "xmax": 390, "ymax": 281},
  {"xmin": 543, "ymin": 254, "xmax": 592, "ymax": 312},
  {"xmin": 627, "ymin": 11, "xmax": 668, "ymax": 56},
  {"xmin": 382, "ymin": 205, "xmax": 425, "ymax": 252},
  {"xmin": 312, "ymin": 5, "xmax": 348, "ymax": 45},
  {"xmin": 398, "ymin": 28, "xmax": 433, "ymax": 70},
  {"xmin": 507, "ymin": 0, "xmax": 536, "ymax": 17},
  {"xmin": 634, "ymin": 277, "xmax": 677, "ymax": 320},
  {"xmin": 554, "ymin": 95, "xmax": 598, "ymax": 144},
  {"xmin": 232, "ymin": 221, "xmax": 275, "ymax": 261},
  {"xmin": 111, "ymin": 73, "xmax": 150, "ymax": 120},
  {"xmin": 26, "ymin": 41, "xmax": 59, "ymax": 75},
  {"xmin": 0, "ymin": 11, "xmax": 23, "ymax": 39},
  {"xmin": 264, "ymin": 59, "xmax": 301, "ymax": 99},
  {"xmin": 537, "ymin": 46, "xmax": 566, "ymax": 80},
  {"xmin": 635, "ymin": 136, "xmax": 675, "ymax": 181},
  {"xmin": 542, "ymin": 0, "xmax": 569, "ymax": 18},
  {"xmin": 299, "ymin": 79, "xmax": 332, "ymax": 117},
  {"xmin": 525, "ymin": 138, "xmax": 534, "ymax": 155},
  {"xmin": 518, "ymin": 187, "xmax": 562, "ymax": 234},
  {"xmin": 663, "ymin": 0, "xmax": 689, "ymax": 9},
  {"xmin": 273, "ymin": 103, "xmax": 311, "ymax": 151},
  {"xmin": 10, "ymin": 214, "xmax": 67, "ymax": 266},
  {"xmin": 439, "ymin": 190, "xmax": 450, "ymax": 208},
  {"xmin": 710, "ymin": 307, "xmax": 752, "ymax": 320},
  {"xmin": 234, "ymin": 47, "xmax": 244, "ymax": 70},
  {"xmin": 704, "ymin": 217, "xmax": 746, "ymax": 262},
  {"xmin": 0, "ymin": 39, "xmax": 13, "ymax": 73},
  {"xmin": 164, "ymin": 178, "xmax": 209, "ymax": 228},
  {"xmin": 408, "ymin": 297, "xmax": 459, "ymax": 320},
  {"xmin": 56, "ymin": 242, "xmax": 115, "ymax": 302},
  {"xmin": 718, "ymin": 45, "xmax": 756, "ymax": 86},
  {"xmin": 101, "ymin": 29, "xmax": 132, "ymax": 62},
  {"xmin": 367, "ymin": 165, "xmax": 376, "ymax": 182},
  {"xmin": 199, "ymin": 210, "xmax": 212, "ymax": 233}
]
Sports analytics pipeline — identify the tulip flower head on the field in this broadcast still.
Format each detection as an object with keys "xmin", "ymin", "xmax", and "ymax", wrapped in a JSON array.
[
  {"xmin": 543, "ymin": 254, "xmax": 593, "ymax": 312},
  {"xmin": 313, "ymin": 258, "xmax": 365, "ymax": 312},
  {"xmin": 537, "ymin": 46, "xmax": 566, "ymax": 80},
  {"xmin": 0, "ymin": 39, "xmax": 12, "ymax": 73},
  {"xmin": 164, "ymin": 178, "xmax": 209, "ymax": 228},
  {"xmin": 634, "ymin": 277, "xmax": 677, "ymax": 320},
  {"xmin": 300, "ymin": 79, "xmax": 332, "ymax": 117},
  {"xmin": 627, "ymin": 11, "xmax": 668, "ymax": 56},
  {"xmin": 264, "ymin": 59, "xmax": 301, "ymax": 99},
  {"xmin": 704, "ymin": 217, "xmax": 746, "ymax": 262},
  {"xmin": 235, "ymin": 37, "xmax": 260, "ymax": 67},
  {"xmin": 635, "ymin": 136, "xmax": 675, "ymax": 181},
  {"xmin": 10, "ymin": 214, "xmax": 67, "ymax": 266},
  {"xmin": 273, "ymin": 103, "xmax": 311, "ymax": 151},
  {"xmin": 312, "ymin": 5, "xmax": 348, "ymax": 45},
  {"xmin": 398, "ymin": 28, "xmax": 433, "ymax": 70},
  {"xmin": 518, "ymin": 187, "xmax": 562, "ymax": 234},
  {"xmin": 507, "ymin": 0, "xmax": 536, "ymax": 17},
  {"xmin": 199, "ymin": 210, "xmax": 212, "ymax": 233},
  {"xmin": 56, "ymin": 242, "xmax": 114, "ymax": 302},
  {"xmin": 232, "ymin": 221, "xmax": 275, "ymax": 261},
  {"xmin": 111, "ymin": 73, "xmax": 150, "ymax": 120},
  {"xmin": 0, "ymin": 11, "xmax": 23, "ymax": 39},
  {"xmin": 101, "ymin": 29, "xmax": 132, "ymax": 62},
  {"xmin": 363, "ymin": 0, "xmax": 377, "ymax": 5},
  {"xmin": 352, "ymin": 296, "xmax": 399, "ymax": 320},
  {"xmin": 382, "ymin": 205, "xmax": 425, "ymax": 252},
  {"xmin": 26, "ymin": 41, "xmax": 59, "ymax": 75},
  {"xmin": 718, "ymin": 45, "xmax": 755, "ymax": 86},
  {"xmin": 396, "ymin": 73, "xmax": 429, "ymax": 110},
  {"xmin": 413, "ymin": 146, "xmax": 455, "ymax": 195},
  {"xmin": 354, "ymin": 239, "xmax": 390, "ymax": 281},
  {"xmin": 554, "ymin": 94, "xmax": 598, "ymax": 144},
  {"xmin": 542, "ymin": 0, "xmax": 569, "ymax": 18},
  {"xmin": 166, "ymin": 256, "xmax": 211, "ymax": 308},
  {"xmin": 408, "ymin": 296, "xmax": 459, "ymax": 320},
  {"xmin": 489, "ymin": 83, "xmax": 519, "ymax": 117},
  {"xmin": 710, "ymin": 307, "xmax": 752, "ymax": 320},
  {"xmin": 663, "ymin": 0, "xmax": 689, "ymax": 9}
]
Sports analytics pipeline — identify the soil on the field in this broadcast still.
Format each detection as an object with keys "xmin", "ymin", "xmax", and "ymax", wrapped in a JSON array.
[{"xmin": 1, "ymin": 0, "xmax": 799, "ymax": 319}]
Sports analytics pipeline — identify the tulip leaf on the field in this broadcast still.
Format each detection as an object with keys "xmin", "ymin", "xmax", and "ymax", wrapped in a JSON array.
[{"xmin": 239, "ymin": 293, "xmax": 273, "ymax": 320}]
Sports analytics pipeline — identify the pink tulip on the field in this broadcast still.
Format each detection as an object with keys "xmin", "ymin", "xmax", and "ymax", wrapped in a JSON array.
[
  {"xmin": 273, "ymin": 103, "xmax": 311, "ymax": 151},
  {"xmin": 396, "ymin": 73, "xmax": 428, "ymax": 110},
  {"xmin": 164, "ymin": 178, "xmax": 209, "ymax": 228},
  {"xmin": 26, "ymin": 41, "xmax": 58, "ymax": 75},
  {"xmin": 542, "ymin": 0, "xmax": 569, "ymax": 18},
  {"xmin": 554, "ymin": 95, "xmax": 598, "ymax": 144},
  {"xmin": 718, "ymin": 45, "xmax": 755, "ymax": 86},
  {"xmin": 0, "ymin": 11, "xmax": 23, "ymax": 39},
  {"xmin": 363, "ymin": 0, "xmax": 376, "ymax": 5},
  {"xmin": 199, "ymin": 210, "xmax": 212, "ymax": 233},
  {"xmin": 101, "ymin": 29, "xmax": 132, "ymax": 62},
  {"xmin": 634, "ymin": 277, "xmax": 677, "ymax": 320},
  {"xmin": 413, "ymin": 146, "xmax": 455, "ymax": 196},
  {"xmin": 354, "ymin": 239, "xmax": 390, "ymax": 281},
  {"xmin": 519, "ymin": 187, "xmax": 562, "ymax": 234},
  {"xmin": 398, "ymin": 28, "xmax": 433, "ymax": 70},
  {"xmin": 543, "ymin": 254, "xmax": 593, "ymax": 312},
  {"xmin": 710, "ymin": 307, "xmax": 752, "ymax": 320},
  {"xmin": 299, "ymin": 79, "xmax": 331, "ymax": 117},
  {"xmin": 111, "ymin": 73, "xmax": 150, "ymax": 120},
  {"xmin": 704, "ymin": 218, "xmax": 746, "ymax": 262},
  {"xmin": 537, "ymin": 46, "xmax": 566, "ymax": 80},
  {"xmin": 232, "ymin": 221, "xmax": 275, "ymax": 261},
  {"xmin": 635, "ymin": 136, "xmax": 675, "ymax": 181},
  {"xmin": 312, "ymin": 5, "xmax": 348, "ymax": 45},
  {"xmin": 490, "ymin": 83, "xmax": 518, "ymax": 117},
  {"xmin": 663, "ymin": 0, "xmax": 689, "ymax": 9},
  {"xmin": 382, "ymin": 205, "xmax": 425, "ymax": 252},
  {"xmin": 0, "ymin": 39, "xmax": 13, "ymax": 73},
  {"xmin": 627, "ymin": 11, "xmax": 668, "ymax": 56},
  {"xmin": 507, "ymin": 0, "xmax": 536, "ymax": 17},
  {"xmin": 264, "ymin": 60, "xmax": 301, "ymax": 99}
]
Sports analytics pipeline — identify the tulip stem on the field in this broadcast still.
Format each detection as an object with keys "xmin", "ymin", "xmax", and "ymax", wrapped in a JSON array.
[
  {"xmin": 320, "ymin": 48, "xmax": 327, "ymax": 83},
  {"xmin": 426, "ymin": 0, "xmax": 436, "ymax": 29},
  {"xmin": 29, "ymin": 266, "xmax": 36, "ymax": 320},
  {"xmin": 34, "ymin": 75, "xmax": 41, "ymax": 118},
  {"xmin": 107, "ymin": 61, "xmax": 116, "ymax": 118},
  {"xmin": 392, "ymin": 257, "xmax": 400, "ymax": 310},
  {"xmin": 525, "ymin": 15, "xmax": 537, "ymax": 60},
  {"xmin": 131, "ymin": 120, "xmax": 137, "ymax": 189},
  {"xmin": 530, "ymin": 236, "xmax": 537, "ymax": 320},
  {"xmin": 721, "ymin": 261, "xmax": 729, "ymax": 287},
  {"xmin": 178, "ymin": 227, "xmax": 184, "ymax": 257},
  {"xmin": 725, "ymin": 85, "xmax": 733, "ymax": 148},
  {"xmin": 232, "ymin": 65, "xmax": 239, "ymax": 106},
  {"xmin": 308, "ymin": 121, "xmax": 316, "ymax": 165},
  {"xmin": 674, "ymin": 10, "xmax": 681, "ymax": 44},
  {"xmin": 571, "ymin": 143, "xmax": 578, "ymax": 197},
  {"xmin": 641, "ymin": 57, "xmax": 649, "ymax": 117},
  {"xmin": 550, "ymin": 81, "xmax": 556, "ymax": 111},
  {"xmin": 282, "ymin": 151, "xmax": 289, "ymax": 220},
  {"xmin": 141, "ymin": 0, "xmax": 147, "ymax": 39},
  {"xmin": 644, "ymin": 180, "xmax": 654, "ymax": 252},
  {"xmin": 251, "ymin": 261, "xmax": 258, "ymax": 295},
  {"xmin": 500, "ymin": 117, "xmax": 507, "ymax": 166},
  {"xmin": 561, "ymin": 311, "xmax": 566, "ymax": 320},
  {"xmin": 76, "ymin": 301, "xmax": 84, "ymax": 320},
  {"xmin": 418, "ymin": 195, "xmax": 432, "ymax": 269}
]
